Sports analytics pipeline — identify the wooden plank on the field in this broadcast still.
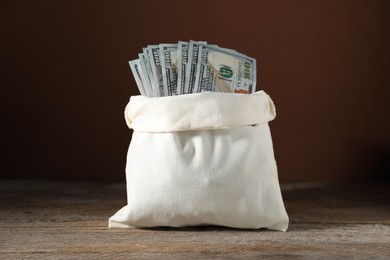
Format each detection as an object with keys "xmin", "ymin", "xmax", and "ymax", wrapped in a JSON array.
[{"xmin": 0, "ymin": 180, "xmax": 389, "ymax": 258}]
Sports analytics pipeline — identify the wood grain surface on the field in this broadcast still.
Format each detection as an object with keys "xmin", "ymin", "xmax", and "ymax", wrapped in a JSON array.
[{"xmin": 1, "ymin": 181, "xmax": 389, "ymax": 259}]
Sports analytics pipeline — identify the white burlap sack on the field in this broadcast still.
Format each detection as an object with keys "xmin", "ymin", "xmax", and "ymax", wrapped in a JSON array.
[{"xmin": 109, "ymin": 91, "xmax": 289, "ymax": 231}]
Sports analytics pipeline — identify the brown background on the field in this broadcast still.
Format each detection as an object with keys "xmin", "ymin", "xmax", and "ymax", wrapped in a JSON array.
[{"xmin": 1, "ymin": 0, "xmax": 389, "ymax": 182}]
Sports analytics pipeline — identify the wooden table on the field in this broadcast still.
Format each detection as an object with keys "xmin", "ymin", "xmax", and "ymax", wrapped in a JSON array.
[{"xmin": 1, "ymin": 180, "xmax": 389, "ymax": 259}]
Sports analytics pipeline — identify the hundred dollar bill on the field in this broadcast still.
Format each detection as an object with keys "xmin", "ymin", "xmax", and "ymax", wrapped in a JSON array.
[
  {"xmin": 185, "ymin": 41, "xmax": 203, "ymax": 94},
  {"xmin": 176, "ymin": 41, "xmax": 189, "ymax": 94},
  {"xmin": 128, "ymin": 59, "xmax": 146, "ymax": 96},
  {"xmin": 147, "ymin": 45, "xmax": 164, "ymax": 96},
  {"xmin": 142, "ymin": 48, "xmax": 159, "ymax": 97},
  {"xmin": 138, "ymin": 53, "xmax": 154, "ymax": 97},
  {"xmin": 142, "ymin": 48, "xmax": 153, "ymax": 81},
  {"xmin": 160, "ymin": 44, "xmax": 179, "ymax": 96},
  {"xmin": 194, "ymin": 44, "xmax": 256, "ymax": 94}
]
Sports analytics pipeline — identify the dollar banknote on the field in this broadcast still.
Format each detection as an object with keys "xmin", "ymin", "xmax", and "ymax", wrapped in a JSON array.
[
  {"xmin": 160, "ymin": 44, "xmax": 179, "ymax": 96},
  {"xmin": 176, "ymin": 41, "xmax": 189, "ymax": 94},
  {"xmin": 128, "ymin": 41, "xmax": 257, "ymax": 96},
  {"xmin": 147, "ymin": 45, "xmax": 164, "ymax": 96},
  {"xmin": 128, "ymin": 59, "xmax": 146, "ymax": 96},
  {"xmin": 194, "ymin": 43, "xmax": 256, "ymax": 94},
  {"xmin": 185, "ymin": 41, "xmax": 203, "ymax": 94},
  {"xmin": 142, "ymin": 48, "xmax": 160, "ymax": 97},
  {"xmin": 138, "ymin": 53, "xmax": 154, "ymax": 97}
]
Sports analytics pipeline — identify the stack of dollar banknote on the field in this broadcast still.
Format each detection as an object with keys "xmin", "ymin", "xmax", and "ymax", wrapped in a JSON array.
[{"xmin": 129, "ymin": 41, "xmax": 257, "ymax": 96}]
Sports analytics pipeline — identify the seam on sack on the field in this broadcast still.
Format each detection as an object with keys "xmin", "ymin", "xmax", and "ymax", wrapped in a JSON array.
[{"xmin": 131, "ymin": 123, "xmax": 268, "ymax": 133}]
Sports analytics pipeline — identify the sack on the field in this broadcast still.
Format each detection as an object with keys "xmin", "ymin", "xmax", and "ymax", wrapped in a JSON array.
[{"xmin": 109, "ymin": 91, "xmax": 289, "ymax": 231}]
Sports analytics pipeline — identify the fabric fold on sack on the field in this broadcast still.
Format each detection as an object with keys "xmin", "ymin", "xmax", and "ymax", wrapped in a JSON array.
[{"xmin": 125, "ymin": 91, "xmax": 276, "ymax": 132}]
